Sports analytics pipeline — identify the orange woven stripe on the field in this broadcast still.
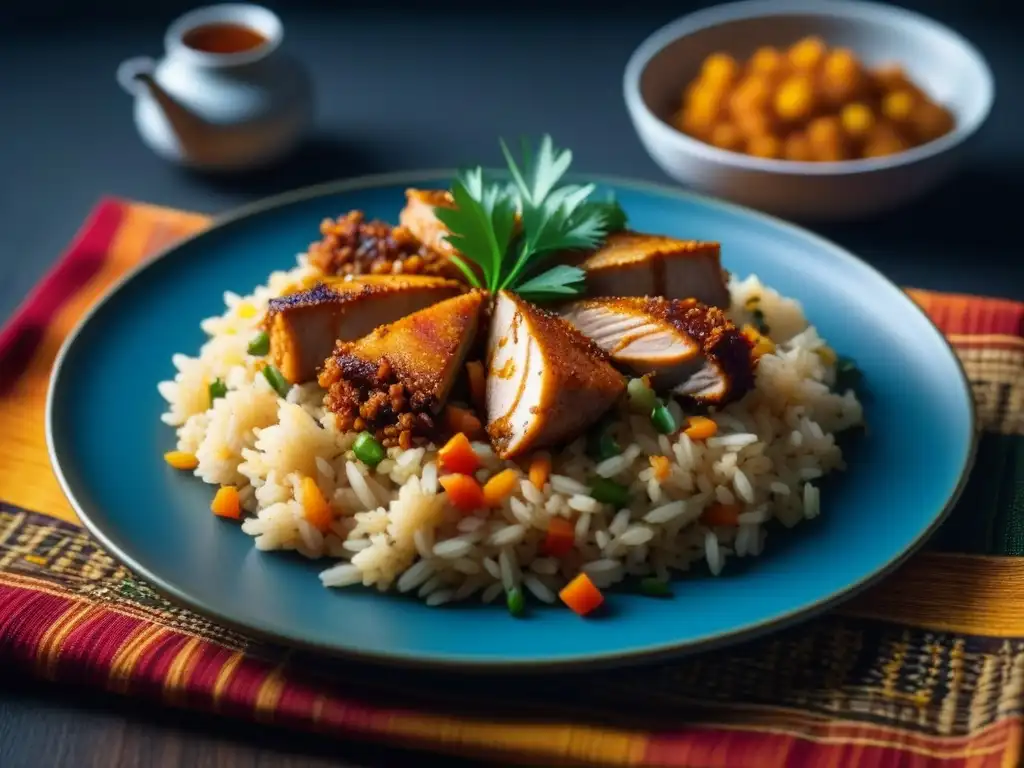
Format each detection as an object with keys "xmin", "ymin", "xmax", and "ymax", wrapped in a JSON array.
[
  {"xmin": 0, "ymin": 204, "xmax": 209, "ymax": 522},
  {"xmin": 841, "ymin": 552, "xmax": 1024, "ymax": 637}
]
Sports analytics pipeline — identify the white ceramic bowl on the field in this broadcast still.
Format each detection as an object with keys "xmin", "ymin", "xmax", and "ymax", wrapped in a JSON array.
[{"xmin": 623, "ymin": 0, "xmax": 994, "ymax": 221}]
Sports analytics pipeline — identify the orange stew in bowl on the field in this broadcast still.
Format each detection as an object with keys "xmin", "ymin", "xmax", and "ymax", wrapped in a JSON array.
[{"xmin": 673, "ymin": 37, "xmax": 955, "ymax": 162}]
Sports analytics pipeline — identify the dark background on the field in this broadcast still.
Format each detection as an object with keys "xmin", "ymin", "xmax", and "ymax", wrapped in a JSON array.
[{"xmin": 1, "ymin": 1, "xmax": 1022, "ymax": 766}]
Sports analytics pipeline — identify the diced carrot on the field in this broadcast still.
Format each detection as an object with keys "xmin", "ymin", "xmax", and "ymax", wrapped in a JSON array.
[
  {"xmin": 211, "ymin": 486, "xmax": 242, "ymax": 520},
  {"xmin": 528, "ymin": 453, "xmax": 551, "ymax": 490},
  {"xmin": 559, "ymin": 573, "xmax": 604, "ymax": 616},
  {"xmin": 683, "ymin": 416, "xmax": 719, "ymax": 441},
  {"xmin": 299, "ymin": 476, "xmax": 333, "ymax": 532},
  {"xmin": 701, "ymin": 502, "xmax": 741, "ymax": 526},
  {"xmin": 543, "ymin": 517, "xmax": 576, "ymax": 557},
  {"xmin": 444, "ymin": 405, "xmax": 484, "ymax": 439},
  {"xmin": 439, "ymin": 473, "xmax": 485, "ymax": 513},
  {"xmin": 466, "ymin": 361, "xmax": 487, "ymax": 411},
  {"xmin": 164, "ymin": 450, "xmax": 198, "ymax": 470},
  {"xmin": 438, "ymin": 432, "xmax": 482, "ymax": 475},
  {"xmin": 649, "ymin": 455, "xmax": 671, "ymax": 482},
  {"xmin": 483, "ymin": 469, "xmax": 519, "ymax": 507}
]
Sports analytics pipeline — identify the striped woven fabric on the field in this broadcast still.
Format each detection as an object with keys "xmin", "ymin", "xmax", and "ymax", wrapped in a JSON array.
[{"xmin": 1, "ymin": 199, "xmax": 1022, "ymax": 767}]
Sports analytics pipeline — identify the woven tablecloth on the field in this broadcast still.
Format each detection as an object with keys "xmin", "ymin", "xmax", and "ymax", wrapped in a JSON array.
[{"xmin": 1, "ymin": 198, "xmax": 1022, "ymax": 767}]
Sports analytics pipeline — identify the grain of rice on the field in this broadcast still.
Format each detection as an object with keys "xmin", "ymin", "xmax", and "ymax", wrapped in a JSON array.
[
  {"xmin": 498, "ymin": 547, "xmax": 519, "ymax": 589},
  {"xmin": 738, "ymin": 506, "xmax": 770, "ymax": 525},
  {"xmin": 523, "ymin": 574, "xmax": 557, "ymax": 604},
  {"xmin": 568, "ymin": 494, "xmax": 599, "ymax": 513},
  {"xmin": 319, "ymin": 563, "xmax": 362, "ymax": 588},
  {"xmin": 715, "ymin": 485, "xmax": 736, "ymax": 505},
  {"xmin": 457, "ymin": 516, "xmax": 485, "ymax": 533},
  {"xmin": 397, "ymin": 558, "xmax": 436, "ymax": 592},
  {"xmin": 345, "ymin": 462, "xmax": 378, "ymax": 510},
  {"xmin": 414, "ymin": 529, "xmax": 434, "ymax": 559},
  {"xmin": 595, "ymin": 454, "xmax": 630, "ymax": 478},
  {"xmin": 342, "ymin": 538, "xmax": 372, "ymax": 552},
  {"xmin": 609, "ymin": 509, "xmax": 631, "ymax": 537},
  {"xmin": 420, "ymin": 462, "xmax": 438, "ymax": 494},
  {"xmin": 708, "ymin": 433, "xmax": 760, "ymax": 450},
  {"xmin": 482, "ymin": 557, "xmax": 501, "ymax": 580},
  {"xmin": 509, "ymin": 496, "xmax": 534, "ymax": 527},
  {"xmin": 619, "ymin": 525, "xmax": 654, "ymax": 547},
  {"xmin": 521, "ymin": 480, "xmax": 544, "ymax": 505},
  {"xmin": 481, "ymin": 582, "xmax": 504, "ymax": 604},
  {"xmin": 594, "ymin": 530, "xmax": 610, "ymax": 549},
  {"xmin": 453, "ymin": 557, "xmax": 481, "ymax": 574},
  {"xmin": 426, "ymin": 588, "xmax": 454, "ymax": 607},
  {"xmin": 550, "ymin": 474, "xmax": 588, "ymax": 496},
  {"xmin": 488, "ymin": 524, "xmax": 526, "ymax": 548},
  {"xmin": 433, "ymin": 538, "xmax": 475, "ymax": 559},
  {"xmin": 705, "ymin": 531, "xmax": 724, "ymax": 576},
  {"xmin": 769, "ymin": 481, "xmax": 791, "ymax": 495},
  {"xmin": 733, "ymin": 469, "xmax": 755, "ymax": 503},
  {"xmin": 417, "ymin": 574, "xmax": 445, "ymax": 598},
  {"xmin": 574, "ymin": 512, "xmax": 592, "ymax": 543},
  {"xmin": 644, "ymin": 500, "xmax": 686, "ymax": 525}
]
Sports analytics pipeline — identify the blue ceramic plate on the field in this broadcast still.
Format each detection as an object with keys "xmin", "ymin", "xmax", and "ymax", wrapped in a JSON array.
[{"xmin": 47, "ymin": 172, "xmax": 976, "ymax": 671}]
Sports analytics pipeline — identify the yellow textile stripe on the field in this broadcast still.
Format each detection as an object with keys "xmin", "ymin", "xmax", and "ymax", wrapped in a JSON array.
[
  {"xmin": 107, "ymin": 623, "xmax": 168, "ymax": 694},
  {"xmin": 34, "ymin": 601, "xmax": 98, "ymax": 681},
  {"xmin": 841, "ymin": 552, "xmax": 1024, "ymax": 637},
  {"xmin": 384, "ymin": 712, "xmax": 647, "ymax": 767},
  {"xmin": 162, "ymin": 636, "xmax": 204, "ymax": 706},
  {"xmin": 211, "ymin": 650, "xmax": 246, "ymax": 711},
  {"xmin": 0, "ymin": 203, "xmax": 206, "ymax": 523},
  {"xmin": 253, "ymin": 663, "xmax": 288, "ymax": 724},
  {"xmin": 948, "ymin": 333, "xmax": 1024, "ymax": 349}
]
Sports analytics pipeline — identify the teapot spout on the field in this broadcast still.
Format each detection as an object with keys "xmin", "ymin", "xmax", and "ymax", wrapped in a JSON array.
[{"xmin": 117, "ymin": 56, "xmax": 212, "ymax": 163}]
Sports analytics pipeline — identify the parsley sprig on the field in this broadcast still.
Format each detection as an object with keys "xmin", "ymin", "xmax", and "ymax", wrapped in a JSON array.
[{"xmin": 432, "ymin": 135, "xmax": 627, "ymax": 303}]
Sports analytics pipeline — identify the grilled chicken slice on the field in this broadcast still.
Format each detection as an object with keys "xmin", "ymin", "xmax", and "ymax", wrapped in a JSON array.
[
  {"xmin": 562, "ymin": 296, "xmax": 756, "ymax": 404},
  {"xmin": 578, "ymin": 232, "xmax": 730, "ymax": 308},
  {"xmin": 399, "ymin": 189, "xmax": 458, "ymax": 260},
  {"xmin": 266, "ymin": 275, "xmax": 464, "ymax": 383},
  {"xmin": 486, "ymin": 291, "xmax": 625, "ymax": 460},
  {"xmin": 320, "ymin": 292, "xmax": 487, "ymax": 447}
]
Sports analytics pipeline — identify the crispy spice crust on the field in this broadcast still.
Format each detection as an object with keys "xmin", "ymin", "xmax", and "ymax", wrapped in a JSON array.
[
  {"xmin": 588, "ymin": 296, "xmax": 756, "ymax": 404},
  {"xmin": 319, "ymin": 355, "xmax": 435, "ymax": 450},
  {"xmin": 307, "ymin": 210, "xmax": 461, "ymax": 280},
  {"xmin": 652, "ymin": 296, "xmax": 756, "ymax": 404},
  {"xmin": 486, "ymin": 292, "xmax": 626, "ymax": 457}
]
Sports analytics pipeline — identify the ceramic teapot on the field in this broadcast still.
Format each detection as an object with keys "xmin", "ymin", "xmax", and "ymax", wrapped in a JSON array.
[{"xmin": 117, "ymin": 4, "xmax": 314, "ymax": 172}]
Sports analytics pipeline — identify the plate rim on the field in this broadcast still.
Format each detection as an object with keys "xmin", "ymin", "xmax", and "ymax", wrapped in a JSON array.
[{"xmin": 45, "ymin": 170, "xmax": 980, "ymax": 672}]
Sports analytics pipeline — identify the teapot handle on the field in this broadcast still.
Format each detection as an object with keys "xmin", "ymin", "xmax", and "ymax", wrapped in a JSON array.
[{"xmin": 117, "ymin": 57, "xmax": 157, "ymax": 96}]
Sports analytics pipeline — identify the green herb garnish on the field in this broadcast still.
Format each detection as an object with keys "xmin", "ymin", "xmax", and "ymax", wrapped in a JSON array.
[
  {"xmin": 208, "ymin": 378, "xmax": 227, "ymax": 403},
  {"xmin": 247, "ymin": 331, "xmax": 270, "ymax": 356},
  {"xmin": 262, "ymin": 365, "xmax": 291, "ymax": 398},
  {"xmin": 433, "ymin": 135, "xmax": 627, "ymax": 303}
]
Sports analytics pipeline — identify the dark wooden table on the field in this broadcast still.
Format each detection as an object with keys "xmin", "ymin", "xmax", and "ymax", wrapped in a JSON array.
[{"xmin": 1, "ymin": 1, "xmax": 1022, "ymax": 765}]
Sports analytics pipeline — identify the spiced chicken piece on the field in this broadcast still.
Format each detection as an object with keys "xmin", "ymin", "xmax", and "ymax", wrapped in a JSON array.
[
  {"xmin": 266, "ymin": 275, "xmax": 464, "ymax": 383},
  {"xmin": 319, "ymin": 292, "xmax": 486, "ymax": 448},
  {"xmin": 485, "ymin": 291, "xmax": 625, "ymax": 460},
  {"xmin": 577, "ymin": 232, "xmax": 730, "ymax": 309},
  {"xmin": 563, "ymin": 296, "xmax": 756, "ymax": 404}
]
